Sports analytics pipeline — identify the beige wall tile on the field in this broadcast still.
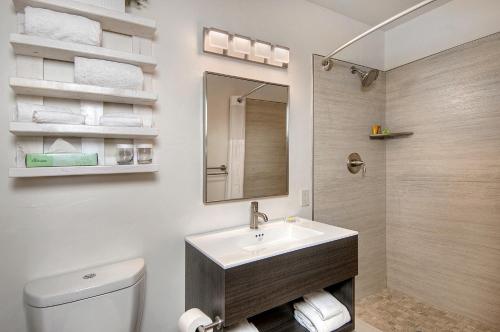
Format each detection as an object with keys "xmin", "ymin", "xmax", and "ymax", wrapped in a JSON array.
[
  {"xmin": 244, "ymin": 99, "xmax": 288, "ymax": 198},
  {"xmin": 313, "ymin": 56, "xmax": 387, "ymax": 299},
  {"xmin": 386, "ymin": 33, "xmax": 500, "ymax": 328}
]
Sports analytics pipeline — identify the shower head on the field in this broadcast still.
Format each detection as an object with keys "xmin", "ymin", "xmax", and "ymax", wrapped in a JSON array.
[{"xmin": 351, "ymin": 66, "xmax": 379, "ymax": 87}]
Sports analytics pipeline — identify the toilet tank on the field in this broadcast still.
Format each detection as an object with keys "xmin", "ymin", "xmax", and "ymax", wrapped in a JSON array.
[{"xmin": 24, "ymin": 258, "xmax": 146, "ymax": 332}]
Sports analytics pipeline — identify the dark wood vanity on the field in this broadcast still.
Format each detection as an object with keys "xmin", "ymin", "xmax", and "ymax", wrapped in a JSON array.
[{"xmin": 186, "ymin": 235, "xmax": 358, "ymax": 331}]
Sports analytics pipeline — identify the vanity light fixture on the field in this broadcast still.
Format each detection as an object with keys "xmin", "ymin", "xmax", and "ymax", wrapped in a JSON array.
[
  {"xmin": 207, "ymin": 28, "xmax": 229, "ymax": 50},
  {"xmin": 254, "ymin": 41, "xmax": 272, "ymax": 59},
  {"xmin": 232, "ymin": 35, "xmax": 252, "ymax": 55},
  {"xmin": 203, "ymin": 27, "xmax": 289, "ymax": 69},
  {"xmin": 273, "ymin": 46, "xmax": 290, "ymax": 64}
]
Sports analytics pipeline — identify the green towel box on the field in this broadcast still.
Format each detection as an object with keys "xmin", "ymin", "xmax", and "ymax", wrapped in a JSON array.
[{"xmin": 26, "ymin": 153, "xmax": 98, "ymax": 168}]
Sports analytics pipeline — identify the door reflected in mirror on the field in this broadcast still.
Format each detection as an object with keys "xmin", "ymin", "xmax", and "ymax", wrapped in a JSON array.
[{"xmin": 204, "ymin": 72, "xmax": 289, "ymax": 203}]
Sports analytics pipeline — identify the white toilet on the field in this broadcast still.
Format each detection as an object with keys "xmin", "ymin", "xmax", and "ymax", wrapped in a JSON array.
[{"xmin": 24, "ymin": 258, "xmax": 146, "ymax": 332}]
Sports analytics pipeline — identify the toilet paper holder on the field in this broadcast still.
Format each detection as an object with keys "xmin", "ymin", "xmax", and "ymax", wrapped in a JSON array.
[{"xmin": 197, "ymin": 316, "xmax": 224, "ymax": 331}]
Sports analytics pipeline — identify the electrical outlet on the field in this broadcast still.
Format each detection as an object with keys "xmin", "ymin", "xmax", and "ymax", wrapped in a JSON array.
[{"xmin": 300, "ymin": 189, "xmax": 310, "ymax": 207}]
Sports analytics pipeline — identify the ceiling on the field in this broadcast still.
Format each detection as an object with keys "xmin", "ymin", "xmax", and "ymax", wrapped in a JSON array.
[{"xmin": 307, "ymin": 0, "xmax": 425, "ymax": 26}]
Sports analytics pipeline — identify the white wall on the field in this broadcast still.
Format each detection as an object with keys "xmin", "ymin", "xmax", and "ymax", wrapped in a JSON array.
[
  {"xmin": 0, "ymin": 1, "xmax": 383, "ymax": 331},
  {"xmin": 385, "ymin": 0, "xmax": 500, "ymax": 70}
]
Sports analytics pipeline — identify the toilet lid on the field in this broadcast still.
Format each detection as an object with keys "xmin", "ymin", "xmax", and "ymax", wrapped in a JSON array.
[{"xmin": 24, "ymin": 258, "xmax": 145, "ymax": 308}]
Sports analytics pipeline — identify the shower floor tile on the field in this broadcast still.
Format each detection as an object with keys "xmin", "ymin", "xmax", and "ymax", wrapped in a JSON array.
[{"xmin": 356, "ymin": 289, "xmax": 496, "ymax": 332}]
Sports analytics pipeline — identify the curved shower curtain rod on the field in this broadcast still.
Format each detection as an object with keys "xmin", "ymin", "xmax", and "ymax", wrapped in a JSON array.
[
  {"xmin": 322, "ymin": 0, "xmax": 440, "ymax": 71},
  {"xmin": 237, "ymin": 83, "xmax": 267, "ymax": 103}
]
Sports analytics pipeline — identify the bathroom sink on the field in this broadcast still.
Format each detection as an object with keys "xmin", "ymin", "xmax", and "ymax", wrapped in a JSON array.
[
  {"xmin": 186, "ymin": 218, "xmax": 358, "ymax": 269},
  {"xmin": 237, "ymin": 223, "xmax": 323, "ymax": 252}
]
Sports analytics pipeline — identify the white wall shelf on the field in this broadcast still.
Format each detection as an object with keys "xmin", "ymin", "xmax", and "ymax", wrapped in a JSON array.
[
  {"xmin": 10, "ymin": 77, "xmax": 158, "ymax": 106},
  {"xmin": 10, "ymin": 34, "xmax": 157, "ymax": 73},
  {"xmin": 10, "ymin": 0, "xmax": 159, "ymax": 180},
  {"xmin": 13, "ymin": 0, "xmax": 156, "ymax": 38},
  {"xmin": 9, "ymin": 164, "xmax": 160, "ymax": 178},
  {"xmin": 10, "ymin": 122, "xmax": 159, "ymax": 139}
]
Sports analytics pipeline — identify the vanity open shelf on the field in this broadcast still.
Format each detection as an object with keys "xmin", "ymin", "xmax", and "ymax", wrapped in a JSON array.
[
  {"xmin": 13, "ymin": 0, "xmax": 156, "ymax": 38},
  {"xmin": 10, "ymin": 78, "xmax": 158, "ymax": 106},
  {"xmin": 185, "ymin": 219, "xmax": 358, "ymax": 331},
  {"xmin": 248, "ymin": 279, "xmax": 355, "ymax": 332},
  {"xmin": 10, "ymin": 122, "xmax": 159, "ymax": 139},
  {"xmin": 10, "ymin": 34, "xmax": 157, "ymax": 73},
  {"xmin": 369, "ymin": 132, "xmax": 413, "ymax": 139},
  {"xmin": 9, "ymin": 164, "xmax": 159, "ymax": 178}
]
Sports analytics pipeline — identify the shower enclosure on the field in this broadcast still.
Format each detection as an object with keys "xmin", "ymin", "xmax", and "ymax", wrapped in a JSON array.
[{"xmin": 312, "ymin": 1, "xmax": 500, "ymax": 331}]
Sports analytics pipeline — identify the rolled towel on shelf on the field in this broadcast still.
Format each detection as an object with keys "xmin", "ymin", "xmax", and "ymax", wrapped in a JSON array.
[
  {"xmin": 99, "ymin": 114, "xmax": 143, "ymax": 127},
  {"xmin": 24, "ymin": 7, "xmax": 102, "ymax": 46},
  {"xmin": 303, "ymin": 290, "xmax": 344, "ymax": 320},
  {"xmin": 17, "ymin": 103, "xmax": 42, "ymax": 122},
  {"xmin": 225, "ymin": 320, "xmax": 259, "ymax": 332},
  {"xmin": 75, "ymin": 57, "xmax": 144, "ymax": 90},
  {"xmin": 293, "ymin": 301, "xmax": 351, "ymax": 332},
  {"xmin": 33, "ymin": 110, "xmax": 86, "ymax": 125},
  {"xmin": 18, "ymin": 103, "xmax": 85, "ymax": 124}
]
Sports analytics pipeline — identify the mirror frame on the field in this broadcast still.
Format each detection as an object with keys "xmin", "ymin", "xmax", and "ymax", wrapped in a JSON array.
[{"xmin": 203, "ymin": 71, "xmax": 290, "ymax": 204}]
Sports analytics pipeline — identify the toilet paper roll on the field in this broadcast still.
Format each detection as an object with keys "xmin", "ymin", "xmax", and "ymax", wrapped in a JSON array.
[{"xmin": 178, "ymin": 308, "xmax": 213, "ymax": 332}]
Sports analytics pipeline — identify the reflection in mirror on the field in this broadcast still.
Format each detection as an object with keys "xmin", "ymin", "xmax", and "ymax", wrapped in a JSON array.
[{"xmin": 204, "ymin": 72, "xmax": 289, "ymax": 203}]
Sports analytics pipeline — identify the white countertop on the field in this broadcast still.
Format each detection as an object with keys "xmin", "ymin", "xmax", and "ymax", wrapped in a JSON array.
[{"xmin": 185, "ymin": 218, "xmax": 358, "ymax": 269}]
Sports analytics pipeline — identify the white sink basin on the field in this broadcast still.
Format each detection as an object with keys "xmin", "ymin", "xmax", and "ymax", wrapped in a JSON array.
[{"xmin": 186, "ymin": 218, "xmax": 358, "ymax": 269}]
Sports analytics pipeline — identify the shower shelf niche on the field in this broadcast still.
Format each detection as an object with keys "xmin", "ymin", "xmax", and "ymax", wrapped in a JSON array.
[{"xmin": 369, "ymin": 132, "xmax": 413, "ymax": 139}]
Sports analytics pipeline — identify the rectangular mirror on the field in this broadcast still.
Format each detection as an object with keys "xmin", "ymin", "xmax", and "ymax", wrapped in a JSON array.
[{"xmin": 204, "ymin": 72, "xmax": 289, "ymax": 203}]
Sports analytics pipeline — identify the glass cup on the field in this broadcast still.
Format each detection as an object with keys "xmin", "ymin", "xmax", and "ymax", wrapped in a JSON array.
[
  {"xmin": 136, "ymin": 144, "xmax": 153, "ymax": 164},
  {"xmin": 116, "ymin": 144, "xmax": 134, "ymax": 165},
  {"xmin": 371, "ymin": 124, "xmax": 381, "ymax": 135}
]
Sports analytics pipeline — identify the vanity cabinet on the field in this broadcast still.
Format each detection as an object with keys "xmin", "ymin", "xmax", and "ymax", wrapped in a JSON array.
[{"xmin": 185, "ymin": 235, "xmax": 358, "ymax": 331}]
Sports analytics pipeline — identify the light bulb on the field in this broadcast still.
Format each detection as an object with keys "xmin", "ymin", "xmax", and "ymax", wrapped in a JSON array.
[
  {"xmin": 254, "ymin": 41, "xmax": 272, "ymax": 59},
  {"xmin": 208, "ymin": 29, "xmax": 229, "ymax": 50}
]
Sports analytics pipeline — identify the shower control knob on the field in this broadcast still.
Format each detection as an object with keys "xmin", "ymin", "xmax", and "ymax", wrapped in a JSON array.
[{"xmin": 347, "ymin": 153, "xmax": 365, "ymax": 175}]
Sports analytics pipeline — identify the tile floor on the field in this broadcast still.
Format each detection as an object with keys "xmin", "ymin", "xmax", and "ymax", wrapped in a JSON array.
[
  {"xmin": 355, "ymin": 318, "xmax": 384, "ymax": 332},
  {"xmin": 356, "ymin": 289, "xmax": 497, "ymax": 332}
]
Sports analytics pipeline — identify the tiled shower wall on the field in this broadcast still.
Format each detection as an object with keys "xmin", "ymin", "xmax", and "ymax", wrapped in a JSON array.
[
  {"xmin": 313, "ymin": 56, "xmax": 387, "ymax": 299},
  {"xmin": 244, "ymin": 99, "xmax": 288, "ymax": 198},
  {"xmin": 385, "ymin": 33, "xmax": 500, "ymax": 328},
  {"xmin": 314, "ymin": 33, "xmax": 500, "ymax": 329}
]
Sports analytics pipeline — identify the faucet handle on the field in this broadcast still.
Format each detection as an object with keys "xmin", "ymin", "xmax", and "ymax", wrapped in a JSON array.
[{"xmin": 251, "ymin": 201, "xmax": 258, "ymax": 211}]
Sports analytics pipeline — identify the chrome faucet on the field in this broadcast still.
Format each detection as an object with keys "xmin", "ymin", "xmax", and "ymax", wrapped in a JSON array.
[{"xmin": 250, "ymin": 201, "xmax": 268, "ymax": 230}]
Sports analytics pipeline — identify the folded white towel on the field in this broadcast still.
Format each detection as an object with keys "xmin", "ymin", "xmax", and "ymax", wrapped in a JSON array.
[
  {"xmin": 75, "ymin": 57, "xmax": 144, "ymax": 90},
  {"xmin": 225, "ymin": 320, "xmax": 259, "ymax": 332},
  {"xmin": 32, "ymin": 110, "xmax": 85, "ymax": 125},
  {"xmin": 294, "ymin": 302, "xmax": 351, "ymax": 332},
  {"xmin": 294, "ymin": 309, "xmax": 317, "ymax": 332},
  {"xmin": 303, "ymin": 290, "xmax": 343, "ymax": 320},
  {"xmin": 99, "ymin": 114, "xmax": 143, "ymax": 127},
  {"xmin": 24, "ymin": 7, "xmax": 101, "ymax": 46}
]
